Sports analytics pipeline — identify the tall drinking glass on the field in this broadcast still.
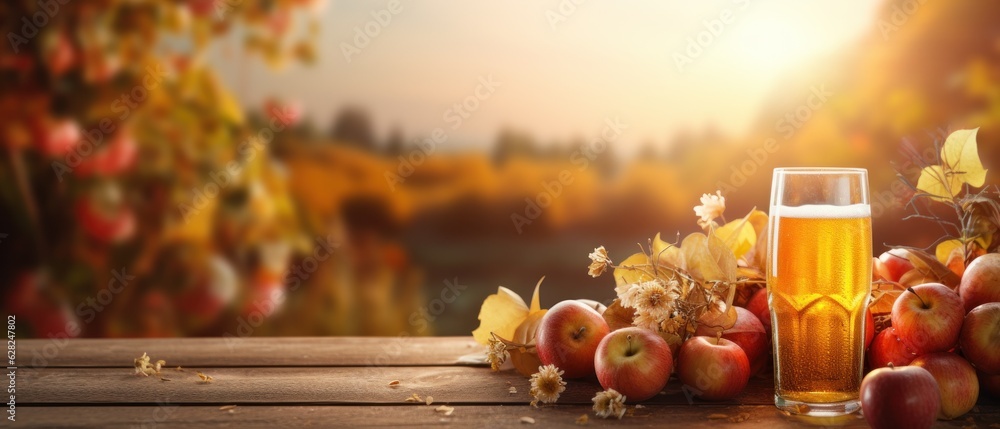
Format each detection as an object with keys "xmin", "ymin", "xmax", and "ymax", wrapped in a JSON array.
[{"xmin": 766, "ymin": 168, "xmax": 872, "ymax": 416}]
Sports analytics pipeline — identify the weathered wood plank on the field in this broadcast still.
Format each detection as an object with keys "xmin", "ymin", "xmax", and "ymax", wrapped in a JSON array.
[
  {"xmin": 16, "ymin": 337, "xmax": 484, "ymax": 368},
  {"xmin": 11, "ymin": 404, "xmax": 999, "ymax": 428},
  {"xmin": 17, "ymin": 366, "xmax": 780, "ymax": 406}
]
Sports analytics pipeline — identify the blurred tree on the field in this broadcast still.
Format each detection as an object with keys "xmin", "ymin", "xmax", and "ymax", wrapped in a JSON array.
[
  {"xmin": 491, "ymin": 128, "xmax": 539, "ymax": 165},
  {"xmin": 0, "ymin": 0, "xmax": 322, "ymax": 338},
  {"xmin": 383, "ymin": 126, "xmax": 405, "ymax": 157},
  {"xmin": 330, "ymin": 106, "xmax": 376, "ymax": 151}
]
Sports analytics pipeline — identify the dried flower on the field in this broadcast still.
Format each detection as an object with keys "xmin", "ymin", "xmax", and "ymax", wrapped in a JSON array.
[
  {"xmin": 587, "ymin": 246, "xmax": 612, "ymax": 277},
  {"xmin": 592, "ymin": 389, "xmax": 627, "ymax": 419},
  {"xmin": 632, "ymin": 279, "xmax": 676, "ymax": 320},
  {"xmin": 633, "ymin": 311, "xmax": 662, "ymax": 332},
  {"xmin": 694, "ymin": 191, "xmax": 726, "ymax": 228},
  {"xmin": 404, "ymin": 393, "xmax": 423, "ymax": 403},
  {"xmin": 618, "ymin": 279, "xmax": 681, "ymax": 332},
  {"xmin": 134, "ymin": 352, "xmax": 151, "ymax": 376},
  {"xmin": 486, "ymin": 334, "xmax": 509, "ymax": 371},
  {"xmin": 509, "ymin": 386, "xmax": 517, "ymax": 394},
  {"xmin": 529, "ymin": 364, "xmax": 566, "ymax": 406}
]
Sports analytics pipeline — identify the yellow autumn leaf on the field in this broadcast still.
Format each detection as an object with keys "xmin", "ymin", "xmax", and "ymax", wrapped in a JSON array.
[
  {"xmin": 714, "ymin": 212, "xmax": 757, "ymax": 260},
  {"xmin": 528, "ymin": 277, "xmax": 543, "ymax": 313},
  {"xmin": 471, "ymin": 286, "xmax": 528, "ymax": 344},
  {"xmin": 614, "ymin": 252, "xmax": 654, "ymax": 287},
  {"xmin": 940, "ymin": 128, "xmax": 987, "ymax": 188},
  {"xmin": 681, "ymin": 233, "xmax": 737, "ymax": 283},
  {"xmin": 916, "ymin": 165, "xmax": 961, "ymax": 201},
  {"xmin": 936, "ymin": 239, "xmax": 963, "ymax": 264},
  {"xmin": 652, "ymin": 233, "xmax": 685, "ymax": 270}
]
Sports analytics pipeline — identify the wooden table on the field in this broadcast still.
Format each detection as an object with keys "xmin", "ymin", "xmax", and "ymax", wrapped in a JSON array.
[{"xmin": 9, "ymin": 337, "xmax": 999, "ymax": 427}]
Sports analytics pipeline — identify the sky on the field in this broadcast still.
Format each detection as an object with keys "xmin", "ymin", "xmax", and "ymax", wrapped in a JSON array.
[{"xmin": 212, "ymin": 1, "xmax": 883, "ymax": 153}]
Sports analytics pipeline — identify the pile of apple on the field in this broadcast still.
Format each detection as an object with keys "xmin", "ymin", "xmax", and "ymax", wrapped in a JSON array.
[
  {"xmin": 861, "ymin": 250, "xmax": 1000, "ymax": 429},
  {"xmin": 534, "ymin": 298, "xmax": 766, "ymax": 402}
]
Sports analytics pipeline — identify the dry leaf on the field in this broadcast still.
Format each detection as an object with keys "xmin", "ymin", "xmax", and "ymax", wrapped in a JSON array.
[
  {"xmin": 472, "ymin": 278, "xmax": 546, "ymax": 344},
  {"xmin": 728, "ymin": 413, "xmax": 751, "ymax": 423},
  {"xmin": 219, "ymin": 405, "xmax": 237, "ymax": 411},
  {"xmin": 388, "ymin": 380, "xmax": 400, "ymax": 387},
  {"xmin": 404, "ymin": 393, "xmax": 423, "ymax": 403},
  {"xmin": 425, "ymin": 396, "xmax": 434, "ymax": 405},
  {"xmin": 196, "ymin": 371, "xmax": 214, "ymax": 383},
  {"xmin": 471, "ymin": 286, "xmax": 529, "ymax": 344},
  {"xmin": 682, "ymin": 233, "xmax": 737, "ymax": 282},
  {"xmin": 917, "ymin": 128, "xmax": 987, "ymax": 201},
  {"xmin": 520, "ymin": 416, "xmax": 536, "ymax": 424},
  {"xmin": 714, "ymin": 211, "xmax": 757, "ymax": 260},
  {"xmin": 906, "ymin": 249, "xmax": 961, "ymax": 288},
  {"xmin": 434, "ymin": 405, "xmax": 455, "ymax": 416},
  {"xmin": 936, "ymin": 239, "xmax": 963, "ymax": 263},
  {"xmin": 614, "ymin": 252, "xmax": 655, "ymax": 286},
  {"xmin": 941, "ymin": 128, "xmax": 987, "ymax": 188},
  {"xmin": 602, "ymin": 299, "xmax": 637, "ymax": 331},
  {"xmin": 652, "ymin": 233, "xmax": 685, "ymax": 269},
  {"xmin": 575, "ymin": 414, "xmax": 589, "ymax": 425},
  {"xmin": 917, "ymin": 165, "xmax": 961, "ymax": 201}
]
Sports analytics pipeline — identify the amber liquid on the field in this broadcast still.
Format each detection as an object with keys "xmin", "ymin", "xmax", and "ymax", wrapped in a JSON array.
[{"xmin": 767, "ymin": 206, "xmax": 871, "ymax": 404}]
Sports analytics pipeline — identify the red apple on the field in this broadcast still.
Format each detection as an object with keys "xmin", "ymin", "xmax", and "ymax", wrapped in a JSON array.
[
  {"xmin": 910, "ymin": 352, "xmax": 980, "ymax": 419},
  {"xmin": 959, "ymin": 253, "xmax": 1000, "ymax": 313},
  {"xmin": 34, "ymin": 118, "xmax": 81, "ymax": 157},
  {"xmin": 745, "ymin": 287, "xmax": 771, "ymax": 336},
  {"xmin": 866, "ymin": 328, "xmax": 916, "ymax": 369},
  {"xmin": 860, "ymin": 364, "xmax": 940, "ymax": 429},
  {"xmin": 891, "ymin": 283, "xmax": 964, "ymax": 354},
  {"xmin": 536, "ymin": 300, "xmax": 610, "ymax": 378},
  {"xmin": 594, "ymin": 327, "xmax": 673, "ymax": 402},
  {"xmin": 676, "ymin": 336, "xmax": 750, "ymax": 401},
  {"xmin": 877, "ymin": 248, "xmax": 914, "ymax": 282},
  {"xmin": 959, "ymin": 302, "xmax": 1000, "ymax": 374},
  {"xmin": 979, "ymin": 370, "xmax": 1000, "ymax": 398},
  {"xmin": 75, "ymin": 131, "xmax": 137, "ymax": 178},
  {"xmin": 75, "ymin": 186, "xmax": 137, "ymax": 244},
  {"xmin": 695, "ymin": 307, "xmax": 767, "ymax": 375}
]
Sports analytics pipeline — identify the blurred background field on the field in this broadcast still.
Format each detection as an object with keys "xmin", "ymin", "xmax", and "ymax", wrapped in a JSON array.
[{"xmin": 2, "ymin": 0, "xmax": 1000, "ymax": 338}]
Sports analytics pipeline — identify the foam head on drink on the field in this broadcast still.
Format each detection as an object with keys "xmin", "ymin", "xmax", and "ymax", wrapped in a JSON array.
[{"xmin": 767, "ymin": 203, "xmax": 872, "ymax": 405}]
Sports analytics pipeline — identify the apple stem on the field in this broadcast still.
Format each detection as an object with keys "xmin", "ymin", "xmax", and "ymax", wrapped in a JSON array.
[
  {"xmin": 572, "ymin": 326, "xmax": 586, "ymax": 340},
  {"xmin": 906, "ymin": 287, "xmax": 928, "ymax": 308},
  {"xmin": 888, "ymin": 362, "xmax": 894, "ymax": 370},
  {"xmin": 625, "ymin": 334, "xmax": 635, "ymax": 357}
]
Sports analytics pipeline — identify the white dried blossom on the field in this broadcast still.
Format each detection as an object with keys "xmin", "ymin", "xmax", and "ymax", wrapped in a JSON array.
[
  {"xmin": 592, "ymin": 388, "xmax": 627, "ymax": 419},
  {"xmin": 486, "ymin": 334, "xmax": 509, "ymax": 371},
  {"xmin": 694, "ymin": 190, "xmax": 726, "ymax": 228},
  {"xmin": 529, "ymin": 364, "xmax": 566, "ymax": 406},
  {"xmin": 587, "ymin": 246, "xmax": 612, "ymax": 277}
]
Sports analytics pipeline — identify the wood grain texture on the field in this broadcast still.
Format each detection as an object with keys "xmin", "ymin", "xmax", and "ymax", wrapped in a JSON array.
[
  {"xmin": 17, "ymin": 366, "xmax": 779, "ymax": 406},
  {"xmin": 12, "ymin": 404, "xmax": 999, "ymax": 428},
  {"xmin": 16, "ymin": 336, "xmax": 484, "ymax": 367}
]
